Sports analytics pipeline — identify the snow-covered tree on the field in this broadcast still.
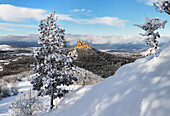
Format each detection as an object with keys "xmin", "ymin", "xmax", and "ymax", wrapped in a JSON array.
[
  {"xmin": 153, "ymin": 0, "xmax": 170, "ymax": 15},
  {"xmin": 134, "ymin": 17, "xmax": 167, "ymax": 56},
  {"xmin": 9, "ymin": 89, "xmax": 46, "ymax": 116},
  {"xmin": 31, "ymin": 10, "xmax": 78, "ymax": 109}
]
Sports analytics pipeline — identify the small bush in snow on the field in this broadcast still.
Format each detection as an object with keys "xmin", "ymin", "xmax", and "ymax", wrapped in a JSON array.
[
  {"xmin": 134, "ymin": 17, "xmax": 167, "ymax": 57},
  {"xmin": 0, "ymin": 80, "xmax": 10, "ymax": 98},
  {"xmin": 153, "ymin": 0, "xmax": 170, "ymax": 15},
  {"xmin": 4, "ymin": 76, "xmax": 18, "ymax": 83},
  {"xmin": 9, "ymin": 89, "xmax": 46, "ymax": 116},
  {"xmin": 31, "ymin": 10, "xmax": 78, "ymax": 109},
  {"xmin": 0, "ymin": 78, "xmax": 18, "ymax": 99},
  {"xmin": 10, "ymin": 82, "xmax": 18, "ymax": 96}
]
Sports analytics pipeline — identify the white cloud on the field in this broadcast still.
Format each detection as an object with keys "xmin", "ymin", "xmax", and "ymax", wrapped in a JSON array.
[
  {"xmin": 0, "ymin": 23, "xmax": 37, "ymax": 32},
  {"xmin": 0, "ymin": 23, "xmax": 36, "ymax": 28},
  {"xmin": 138, "ymin": 0, "xmax": 158, "ymax": 6},
  {"xmin": 0, "ymin": 27, "xmax": 14, "ymax": 31},
  {"xmin": 87, "ymin": 10, "xmax": 92, "ymax": 13},
  {"xmin": 81, "ymin": 9, "xmax": 86, "ymax": 12},
  {"xmin": 75, "ymin": 17, "xmax": 127, "ymax": 27},
  {"xmin": 0, "ymin": 4, "xmax": 47, "ymax": 22},
  {"xmin": 70, "ymin": 8, "xmax": 91, "ymax": 13},
  {"xmin": 59, "ymin": 16, "xmax": 127, "ymax": 27},
  {"xmin": 71, "ymin": 9, "xmax": 81, "ymax": 13},
  {"xmin": 56, "ymin": 14, "xmax": 75, "ymax": 21},
  {"xmin": 0, "ymin": 4, "xmax": 127, "ymax": 28},
  {"xmin": 63, "ymin": 8, "xmax": 127, "ymax": 27}
]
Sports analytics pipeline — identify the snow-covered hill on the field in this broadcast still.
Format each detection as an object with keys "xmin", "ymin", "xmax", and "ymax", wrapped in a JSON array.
[{"xmin": 42, "ymin": 42, "xmax": 170, "ymax": 116}]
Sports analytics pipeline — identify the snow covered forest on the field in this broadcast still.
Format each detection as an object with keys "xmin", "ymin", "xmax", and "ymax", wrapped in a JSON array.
[{"xmin": 0, "ymin": 0, "xmax": 170, "ymax": 116}]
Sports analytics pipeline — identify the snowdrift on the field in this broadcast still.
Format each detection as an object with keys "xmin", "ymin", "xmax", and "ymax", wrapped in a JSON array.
[{"xmin": 42, "ymin": 42, "xmax": 170, "ymax": 116}]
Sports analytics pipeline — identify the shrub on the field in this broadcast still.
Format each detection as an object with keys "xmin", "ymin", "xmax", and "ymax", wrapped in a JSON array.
[
  {"xmin": 9, "ymin": 89, "xmax": 47, "ymax": 116},
  {"xmin": 0, "ymin": 80, "xmax": 10, "ymax": 98}
]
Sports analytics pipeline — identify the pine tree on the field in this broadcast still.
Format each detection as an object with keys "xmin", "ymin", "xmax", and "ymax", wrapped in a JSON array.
[
  {"xmin": 153, "ymin": 0, "xmax": 170, "ymax": 15},
  {"xmin": 134, "ymin": 17, "xmax": 167, "ymax": 56},
  {"xmin": 30, "ymin": 10, "xmax": 78, "ymax": 109}
]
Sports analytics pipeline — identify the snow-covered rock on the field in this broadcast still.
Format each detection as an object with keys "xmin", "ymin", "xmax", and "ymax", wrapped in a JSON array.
[
  {"xmin": 42, "ymin": 42, "xmax": 170, "ymax": 116},
  {"xmin": 0, "ymin": 45, "xmax": 14, "ymax": 51}
]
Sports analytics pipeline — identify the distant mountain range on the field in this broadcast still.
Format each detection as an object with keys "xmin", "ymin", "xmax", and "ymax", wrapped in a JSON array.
[{"xmin": 0, "ymin": 41, "xmax": 41, "ymax": 48}]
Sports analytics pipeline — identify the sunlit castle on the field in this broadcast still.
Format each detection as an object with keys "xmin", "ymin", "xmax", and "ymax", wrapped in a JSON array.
[{"xmin": 75, "ymin": 40, "xmax": 91, "ymax": 49}]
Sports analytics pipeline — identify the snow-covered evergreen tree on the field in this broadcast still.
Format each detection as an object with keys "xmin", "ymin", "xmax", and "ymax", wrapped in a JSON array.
[
  {"xmin": 9, "ymin": 89, "xmax": 46, "ymax": 116},
  {"xmin": 30, "ymin": 10, "xmax": 78, "ymax": 109},
  {"xmin": 153, "ymin": 0, "xmax": 170, "ymax": 15},
  {"xmin": 134, "ymin": 17, "xmax": 167, "ymax": 56}
]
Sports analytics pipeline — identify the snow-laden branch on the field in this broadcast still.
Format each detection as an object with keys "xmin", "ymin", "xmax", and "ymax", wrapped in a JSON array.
[
  {"xmin": 153, "ymin": 0, "xmax": 170, "ymax": 15},
  {"xmin": 134, "ymin": 17, "xmax": 167, "ymax": 56}
]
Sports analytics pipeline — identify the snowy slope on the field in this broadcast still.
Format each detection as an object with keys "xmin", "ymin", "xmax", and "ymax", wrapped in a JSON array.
[{"xmin": 42, "ymin": 42, "xmax": 170, "ymax": 116}]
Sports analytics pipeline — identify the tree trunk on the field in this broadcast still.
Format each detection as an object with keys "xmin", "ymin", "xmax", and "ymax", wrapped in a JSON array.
[{"xmin": 50, "ymin": 86, "xmax": 54, "ymax": 110}]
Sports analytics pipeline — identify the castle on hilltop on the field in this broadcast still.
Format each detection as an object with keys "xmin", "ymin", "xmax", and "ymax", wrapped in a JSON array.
[{"xmin": 75, "ymin": 40, "xmax": 91, "ymax": 49}]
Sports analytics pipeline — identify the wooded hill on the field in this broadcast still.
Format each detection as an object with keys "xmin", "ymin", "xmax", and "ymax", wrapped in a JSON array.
[{"xmin": 69, "ymin": 47, "xmax": 137, "ymax": 78}]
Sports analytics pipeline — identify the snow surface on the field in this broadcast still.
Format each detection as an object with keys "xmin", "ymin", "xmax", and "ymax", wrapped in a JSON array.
[
  {"xmin": 42, "ymin": 42, "xmax": 170, "ymax": 116},
  {"xmin": 0, "ymin": 79, "xmax": 32, "ymax": 116}
]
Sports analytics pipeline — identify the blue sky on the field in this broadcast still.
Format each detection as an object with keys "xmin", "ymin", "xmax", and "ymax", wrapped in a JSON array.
[{"xmin": 0, "ymin": 0, "xmax": 169, "ymax": 36}]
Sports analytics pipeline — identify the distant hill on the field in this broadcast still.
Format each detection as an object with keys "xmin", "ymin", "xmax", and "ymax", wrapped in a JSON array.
[{"xmin": 67, "ymin": 47, "xmax": 136, "ymax": 78}]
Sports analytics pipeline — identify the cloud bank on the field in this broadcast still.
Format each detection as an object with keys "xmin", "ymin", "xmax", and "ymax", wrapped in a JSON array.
[
  {"xmin": 0, "ymin": 34, "xmax": 38, "ymax": 42},
  {"xmin": 66, "ymin": 34, "xmax": 144, "ymax": 45},
  {"xmin": 0, "ymin": 34, "xmax": 169, "ymax": 45}
]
